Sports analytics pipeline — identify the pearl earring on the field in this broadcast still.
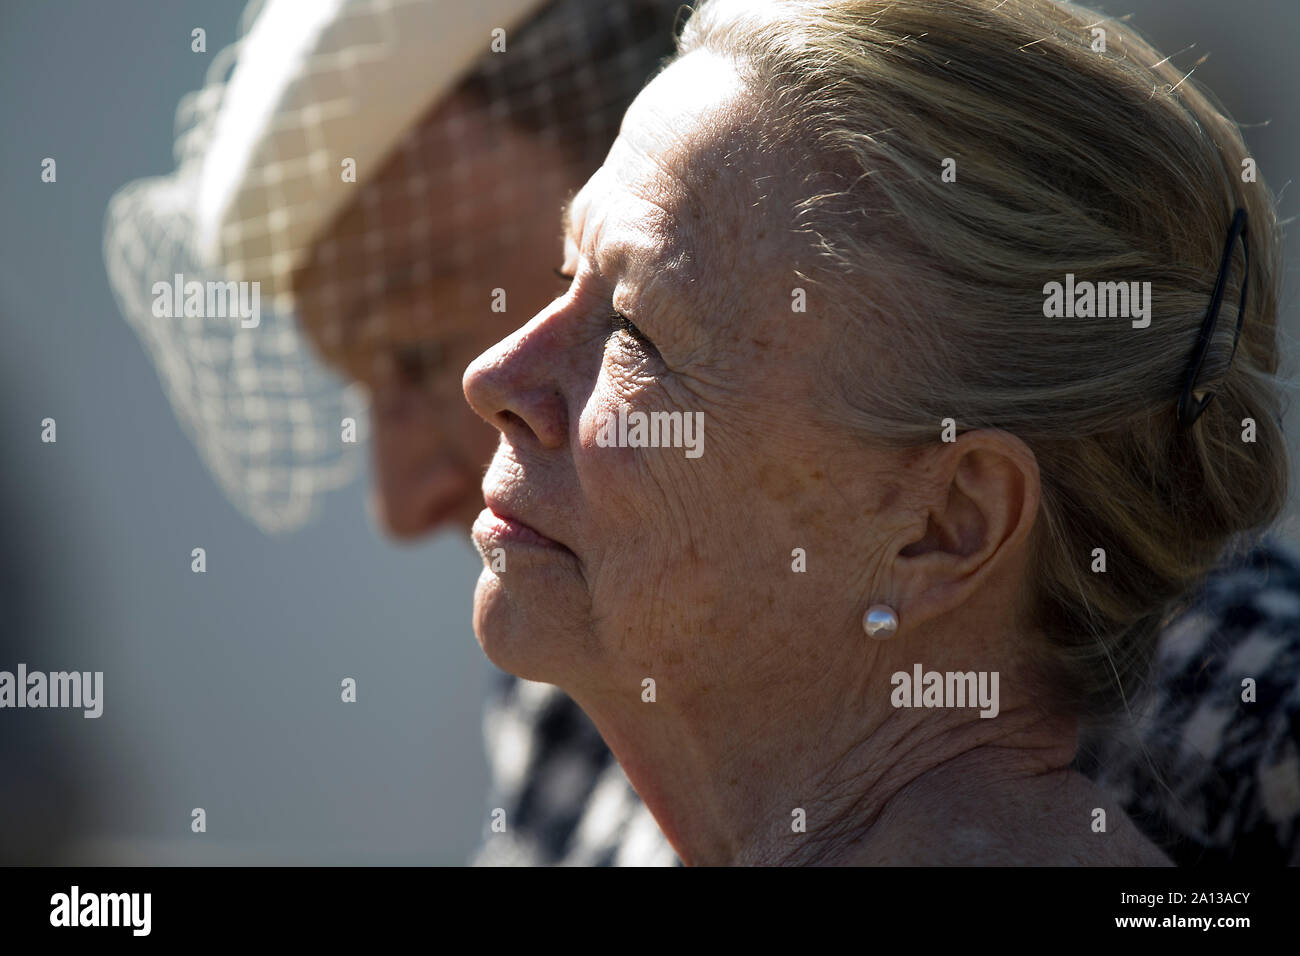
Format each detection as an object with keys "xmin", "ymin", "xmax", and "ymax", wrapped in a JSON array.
[{"xmin": 863, "ymin": 604, "xmax": 899, "ymax": 640}]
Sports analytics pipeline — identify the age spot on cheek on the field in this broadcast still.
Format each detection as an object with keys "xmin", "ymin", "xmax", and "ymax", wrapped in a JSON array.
[
  {"xmin": 877, "ymin": 481, "xmax": 902, "ymax": 513},
  {"xmin": 754, "ymin": 461, "xmax": 800, "ymax": 505},
  {"xmin": 754, "ymin": 459, "xmax": 829, "ymax": 507}
]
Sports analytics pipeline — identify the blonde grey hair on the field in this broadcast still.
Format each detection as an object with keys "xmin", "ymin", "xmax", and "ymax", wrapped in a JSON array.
[{"xmin": 677, "ymin": 0, "xmax": 1289, "ymax": 720}]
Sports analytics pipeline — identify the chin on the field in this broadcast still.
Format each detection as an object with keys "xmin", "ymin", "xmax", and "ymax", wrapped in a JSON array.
[{"xmin": 471, "ymin": 568, "xmax": 589, "ymax": 684}]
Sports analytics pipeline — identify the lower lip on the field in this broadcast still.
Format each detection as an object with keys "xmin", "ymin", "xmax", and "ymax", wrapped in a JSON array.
[{"xmin": 472, "ymin": 509, "xmax": 567, "ymax": 551}]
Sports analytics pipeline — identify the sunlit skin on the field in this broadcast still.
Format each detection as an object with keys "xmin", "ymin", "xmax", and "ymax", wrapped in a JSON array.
[
  {"xmin": 463, "ymin": 51, "xmax": 1171, "ymax": 866},
  {"xmin": 291, "ymin": 93, "xmax": 582, "ymax": 538}
]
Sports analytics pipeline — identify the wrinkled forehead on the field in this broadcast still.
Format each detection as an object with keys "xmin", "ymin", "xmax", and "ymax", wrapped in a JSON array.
[{"xmin": 564, "ymin": 51, "xmax": 765, "ymax": 277}]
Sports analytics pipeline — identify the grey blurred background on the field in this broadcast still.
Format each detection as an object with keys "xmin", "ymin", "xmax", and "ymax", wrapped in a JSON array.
[{"xmin": 1, "ymin": 0, "xmax": 1297, "ymax": 865}]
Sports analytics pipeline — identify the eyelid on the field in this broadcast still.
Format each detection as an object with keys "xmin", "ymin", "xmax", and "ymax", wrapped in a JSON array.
[
  {"xmin": 554, "ymin": 265, "xmax": 655, "ymax": 350},
  {"xmin": 610, "ymin": 310, "xmax": 654, "ymax": 350}
]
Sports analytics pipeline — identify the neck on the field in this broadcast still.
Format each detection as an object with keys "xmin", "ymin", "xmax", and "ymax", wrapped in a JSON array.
[{"xmin": 566, "ymin": 668, "xmax": 1077, "ymax": 866}]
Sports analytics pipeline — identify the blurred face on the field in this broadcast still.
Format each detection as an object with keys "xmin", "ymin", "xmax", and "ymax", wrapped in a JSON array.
[
  {"xmin": 292, "ymin": 93, "xmax": 581, "ymax": 538},
  {"xmin": 463, "ymin": 53, "xmax": 915, "ymax": 700}
]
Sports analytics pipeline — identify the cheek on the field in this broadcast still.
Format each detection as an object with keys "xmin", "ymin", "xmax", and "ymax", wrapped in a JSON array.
[
  {"xmin": 575, "ymin": 363, "xmax": 690, "ymax": 523},
  {"xmin": 574, "ymin": 391, "xmax": 654, "ymax": 525},
  {"xmin": 573, "ymin": 397, "xmax": 748, "ymax": 636},
  {"xmin": 753, "ymin": 458, "xmax": 839, "ymax": 536}
]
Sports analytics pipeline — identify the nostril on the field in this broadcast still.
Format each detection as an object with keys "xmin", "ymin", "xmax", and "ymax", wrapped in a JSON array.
[{"xmin": 498, "ymin": 409, "xmax": 528, "ymax": 431}]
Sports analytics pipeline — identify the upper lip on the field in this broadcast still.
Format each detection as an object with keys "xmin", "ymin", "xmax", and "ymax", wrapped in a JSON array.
[{"xmin": 482, "ymin": 491, "xmax": 570, "ymax": 551}]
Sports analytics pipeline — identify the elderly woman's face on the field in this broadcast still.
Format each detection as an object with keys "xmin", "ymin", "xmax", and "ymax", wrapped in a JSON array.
[{"xmin": 464, "ymin": 52, "xmax": 910, "ymax": 695}]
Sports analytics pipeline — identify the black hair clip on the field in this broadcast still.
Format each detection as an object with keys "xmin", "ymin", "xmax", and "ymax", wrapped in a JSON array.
[{"xmin": 1177, "ymin": 207, "xmax": 1249, "ymax": 428}]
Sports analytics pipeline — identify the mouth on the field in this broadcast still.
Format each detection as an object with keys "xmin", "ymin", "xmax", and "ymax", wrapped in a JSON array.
[{"xmin": 471, "ymin": 499, "xmax": 572, "ymax": 555}]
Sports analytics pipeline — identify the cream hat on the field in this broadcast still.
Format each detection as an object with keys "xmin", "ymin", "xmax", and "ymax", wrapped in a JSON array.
[
  {"xmin": 105, "ymin": 0, "xmax": 679, "ymax": 532},
  {"xmin": 104, "ymin": 0, "xmax": 554, "ymax": 532},
  {"xmin": 194, "ymin": 0, "xmax": 546, "ymax": 304}
]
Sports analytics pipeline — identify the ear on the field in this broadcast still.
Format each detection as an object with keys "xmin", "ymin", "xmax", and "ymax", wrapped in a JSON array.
[{"xmin": 891, "ymin": 430, "xmax": 1041, "ymax": 629}]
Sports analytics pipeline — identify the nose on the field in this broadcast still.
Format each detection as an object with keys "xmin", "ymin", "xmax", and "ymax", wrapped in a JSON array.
[
  {"xmin": 462, "ymin": 311, "xmax": 570, "ymax": 451},
  {"xmin": 367, "ymin": 382, "xmax": 476, "ymax": 538}
]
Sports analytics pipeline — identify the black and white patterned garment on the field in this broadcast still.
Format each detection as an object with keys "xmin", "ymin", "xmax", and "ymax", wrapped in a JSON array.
[
  {"xmin": 470, "ymin": 673, "xmax": 678, "ymax": 866},
  {"xmin": 1083, "ymin": 537, "xmax": 1300, "ymax": 865},
  {"xmin": 471, "ymin": 538, "xmax": 1300, "ymax": 866}
]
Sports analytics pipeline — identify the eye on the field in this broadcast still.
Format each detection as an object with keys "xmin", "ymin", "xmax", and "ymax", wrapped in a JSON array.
[
  {"xmin": 392, "ymin": 341, "xmax": 446, "ymax": 385},
  {"xmin": 554, "ymin": 267, "xmax": 574, "ymax": 289},
  {"xmin": 553, "ymin": 266, "xmax": 656, "ymax": 352},
  {"xmin": 610, "ymin": 310, "xmax": 653, "ymax": 348}
]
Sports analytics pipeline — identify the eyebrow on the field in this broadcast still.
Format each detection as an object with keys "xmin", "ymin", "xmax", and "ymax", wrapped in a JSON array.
[{"xmin": 557, "ymin": 191, "xmax": 697, "ymax": 311}]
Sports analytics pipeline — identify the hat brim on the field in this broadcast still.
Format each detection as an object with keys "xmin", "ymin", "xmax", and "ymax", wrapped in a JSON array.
[{"xmin": 196, "ymin": 0, "xmax": 549, "ymax": 304}]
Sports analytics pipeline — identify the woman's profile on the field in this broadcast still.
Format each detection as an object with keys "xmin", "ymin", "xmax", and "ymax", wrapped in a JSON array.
[{"xmin": 462, "ymin": 0, "xmax": 1287, "ymax": 865}]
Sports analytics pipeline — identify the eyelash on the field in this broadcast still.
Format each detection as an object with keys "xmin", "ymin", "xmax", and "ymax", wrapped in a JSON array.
[{"xmin": 552, "ymin": 268, "xmax": 653, "ymax": 348}]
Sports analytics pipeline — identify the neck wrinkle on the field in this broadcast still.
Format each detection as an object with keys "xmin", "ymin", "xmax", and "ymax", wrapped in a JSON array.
[
  {"xmin": 733, "ymin": 701, "xmax": 1077, "ymax": 866},
  {"xmin": 562, "ymin": 643, "xmax": 1077, "ymax": 867}
]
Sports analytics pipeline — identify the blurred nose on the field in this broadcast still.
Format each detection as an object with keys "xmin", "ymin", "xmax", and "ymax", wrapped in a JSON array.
[
  {"xmin": 367, "ymin": 382, "xmax": 476, "ymax": 538},
  {"xmin": 462, "ymin": 311, "xmax": 570, "ymax": 451}
]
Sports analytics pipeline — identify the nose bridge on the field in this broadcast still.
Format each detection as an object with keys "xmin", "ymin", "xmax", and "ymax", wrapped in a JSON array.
[
  {"xmin": 504, "ymin": 289, "xmax": 579, "ymax": 369},
  {"xmin": 467, "ymin": 290, "xmax": 555, "ymax": 392},
  {"xmin": 464, "ymin": 294, "xmax": 579, "ymax": 447}
]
